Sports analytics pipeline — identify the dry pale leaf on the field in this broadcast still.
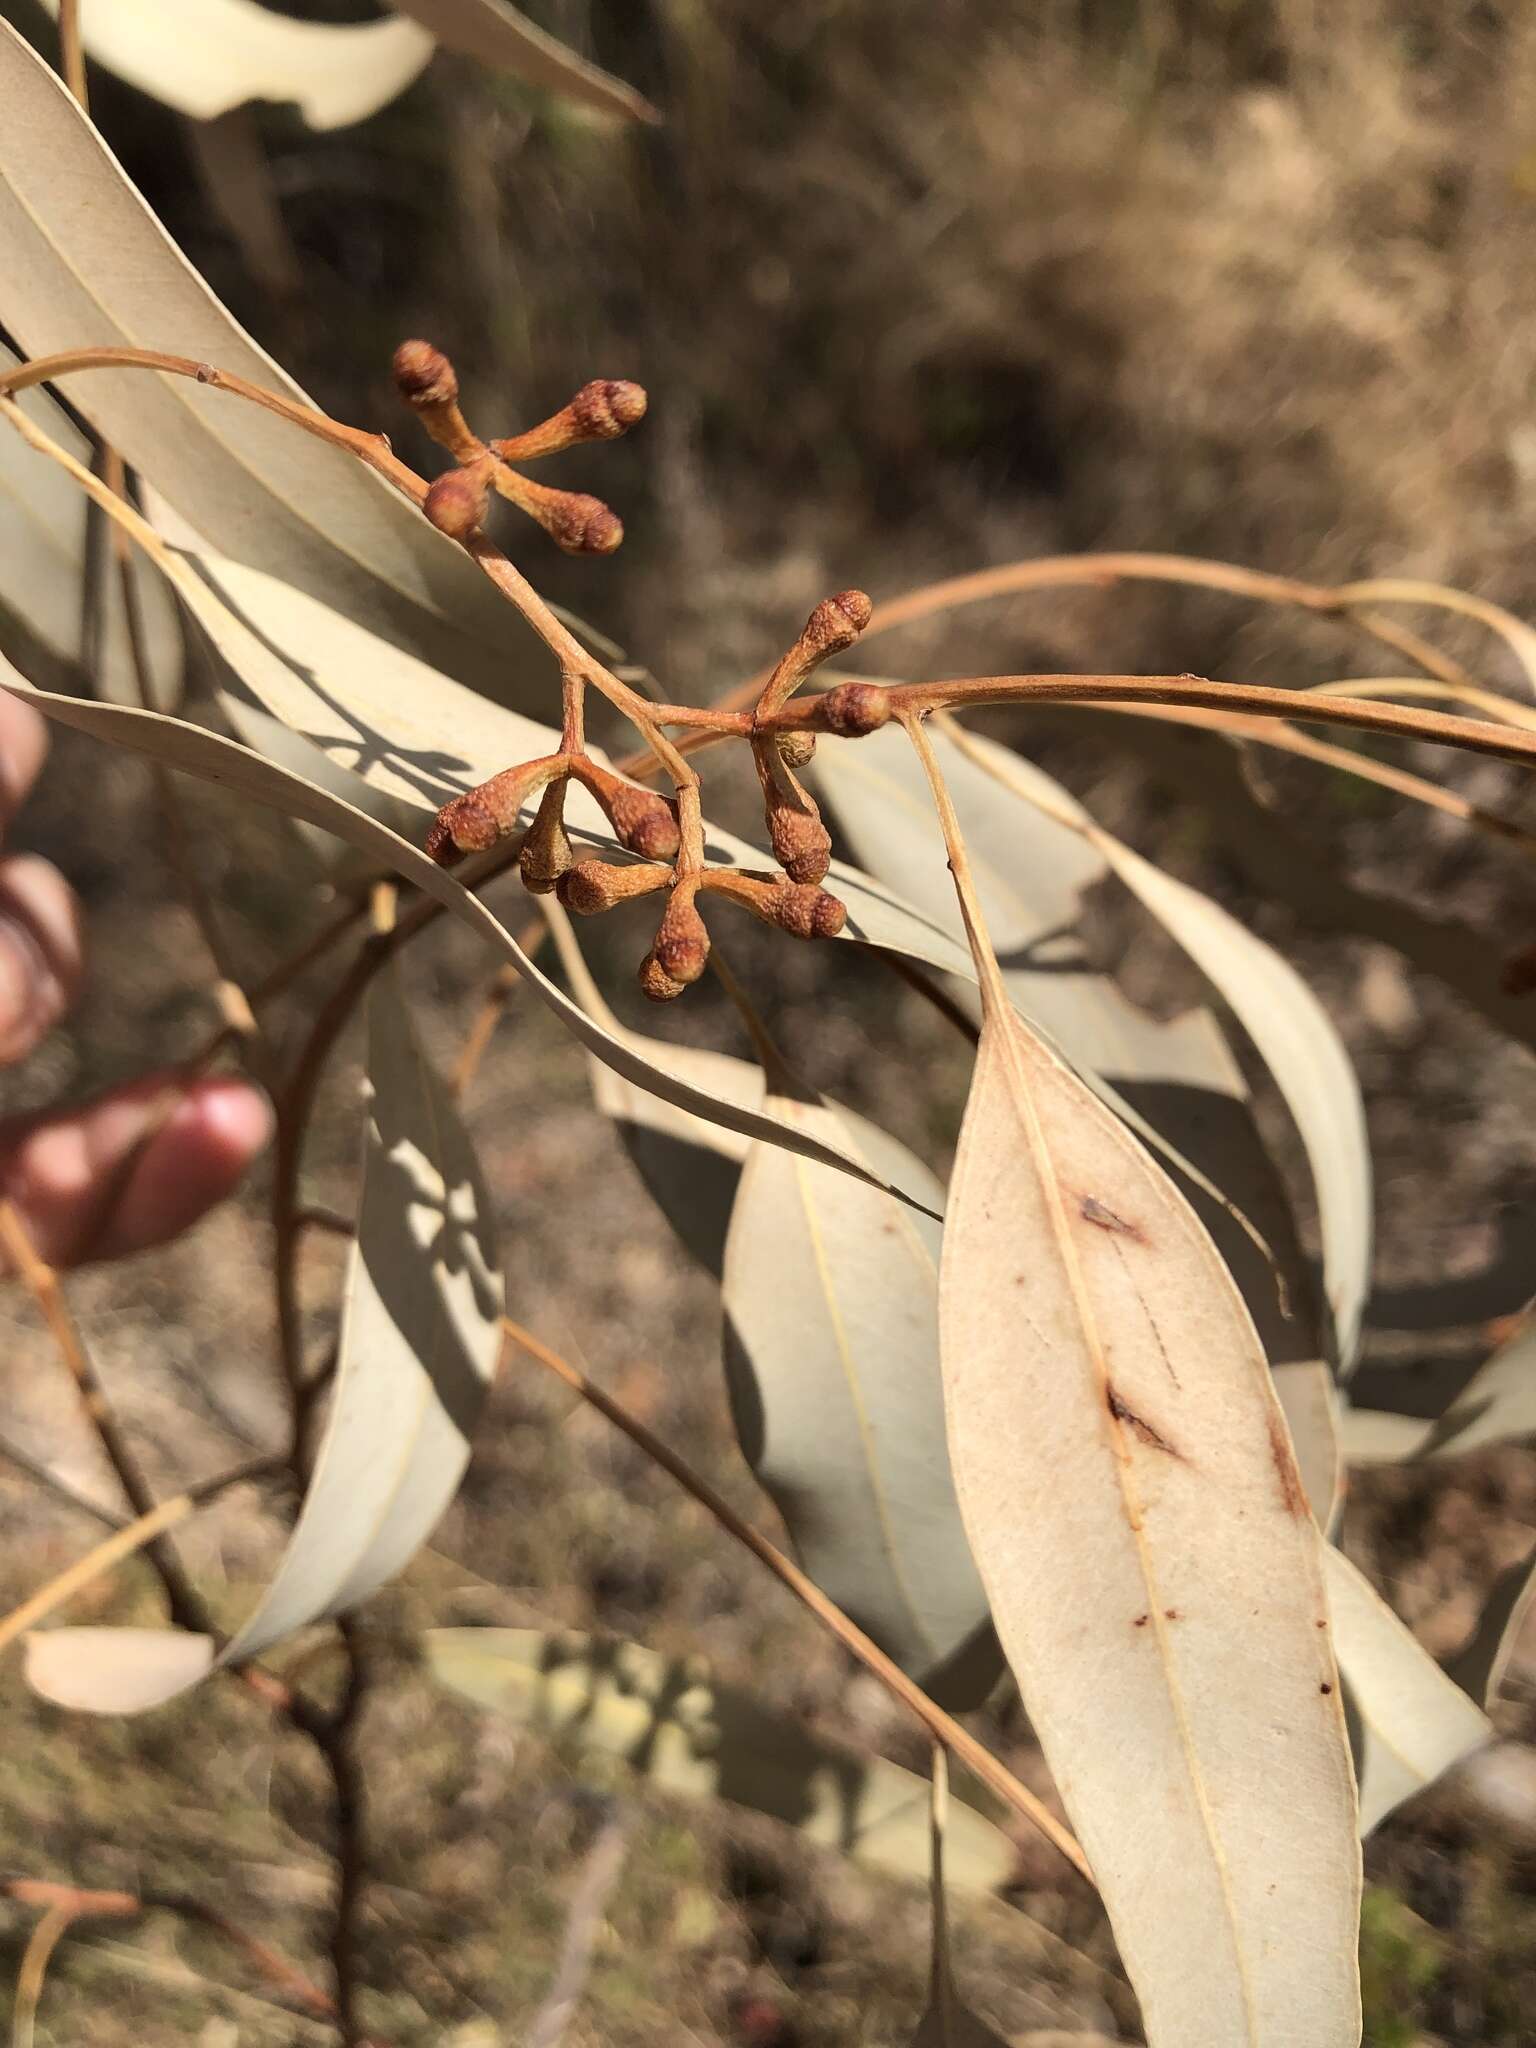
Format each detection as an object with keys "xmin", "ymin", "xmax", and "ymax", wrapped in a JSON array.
[
  {"xmin": 938, "ymin": 1007, "xmax": 1361, "ymax": 2043},
  {"xmin": 26, "ymin": 969, "xmax": 503, "ymax": 1711},
  {"xmin": 722, "ymin": 1094, "xmax": 998, "ymax": 1704},
  {"xmin": 392, "ymin": 0, "xmax": 659, "ymax": 123},
  {"xmin": 29, "ymin": 0, "xmax": 433, "ymax": 129},
  {"xmin": 911, "ymin": 720, "xmax": 1361, "ymax": 2045},
  {"xmin": 0, "ymin": 21, "xmax": 528, "ymax": 698},
  {"xmin": 0, "ymin": 344, "xmax": 180, "ymax": 704},
  {"xmin": 1324, "ymin": 1548, "xmax": 1491, "ymax": 1831}
]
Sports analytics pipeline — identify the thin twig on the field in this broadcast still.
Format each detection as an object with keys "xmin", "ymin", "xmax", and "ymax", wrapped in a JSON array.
[
  {"xmin": 13, "ymin": 1903, "xmax": 78, "ymax": 2048},
  {"xmin": 0, "ymin": 1492, "xmax": 195, "ymax": 1654},
  {"xmin": 56, "ymin": 0, "xmax": 86, "ymax": 104},
  {"xmin": 0, "ymin": 1454, "xmax": 289, "ymax": 1655},
  {"xmin": 450, "ymin": 963, "xmax": 520, "ymax": 1098},
  {"xmin": 501, "ymin": 1315, "xmax": 1093, "ymax": 1883},
  {"xmin": 0, "ymin": 1198, "xmax": 205, "ymax": 1630},
  {"xmin": 0, "ymin": 1436, "xmax": 127, "ymax": 1531},
  {"xmin": 526, "ymin": 1815, "xmax": 630, "ymax": 2048},
  {"xmin": 756, "ymin": 671, "xmax": 1536, "ymax": 768}
]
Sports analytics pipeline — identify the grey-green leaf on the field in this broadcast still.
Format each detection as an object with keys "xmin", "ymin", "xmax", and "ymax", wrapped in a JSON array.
[
  {"xmin": 0, "ymin": 20, "xmax": 533, "ymax": 699},
  {"xmin": 722, "ymin": 1096, "xmax": 998, "ymax": 1702},
  {"xmin": 1324, "ymin": 1547, "xmax": 1492, "ymax": 1830},
  {"xmin": 0, "ymin": 344, "xmax": 179, "ymax": 703},
  {"xmin": 0, "ymin": 665, "xmax": 932, "ymax": 1206},
  {"xmin": 26, "ymin": 968, "xmax": 503, "ymax": 1711}
]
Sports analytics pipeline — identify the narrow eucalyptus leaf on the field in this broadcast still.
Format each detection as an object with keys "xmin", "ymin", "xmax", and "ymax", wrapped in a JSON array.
[
  {"xmin": 393, "ymin": 0, "xmax": 659, "ymax": 122},
  {"xmin": 0, "ymin": 668, "xmax": 934, "ymax": 1205},
  {"xmin": 26, "ymin": 971, "xmax": 502, "ymax": 1712},
  {"xmin": 939, "ymin": 996, "xmax": 1360, "ymax": 2046},
  {"xmin": 0, "ymin": 21, "xmax": 534, "ymax": 698},
  {"xmin": 0, "ymin": 345, "xmax": 179, "ymax": 703},
  {"xmin": 1325, "ymin": 1548, "xmax": 1492, "ymax": 1828},
  {"xmin": 722, "ymin": 1095, "xmax": 999, "ymax": 1705},
  {"xmin": 29, "ymin": 0, "xmax": 433, "ymax": 128}
]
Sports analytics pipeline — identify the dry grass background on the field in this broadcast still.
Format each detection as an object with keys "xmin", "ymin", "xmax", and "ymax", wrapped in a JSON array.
[{"xmin": 5, "ymin": 2, "xmax": 1536, "ymax": 2041}]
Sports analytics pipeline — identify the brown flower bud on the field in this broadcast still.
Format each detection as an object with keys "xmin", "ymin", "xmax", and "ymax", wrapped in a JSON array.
[
  {"xmin": 547, "ymin": 491, "xmax": 624, "ymax": 556},
  {"xmin": 769, "ymin": 804, "xmax": 832, "ymax": 885},
  {"xmin": 557, "ymin": 859, "xmax": 671, "ymax": 915},
  {"xmin": 425, "ymin": 757, "xmax": 560, "ymax": 864},
  {"xmin": 426, "ymin": 791, "xmax": 497, "ymax": 862},
  {"xmin": 638, "ymin": 951, "xmax": 688, "ymax": 1003},
  {"xmin": 696, "ymin": 867, "xmax": 845, "ymax": 941},
  {"xmin": 765, "ymin": 881, "xmax": 847, "ymax": 939},
  {"xmin": 491, "ymin": 379, "xmax": 649, "ymax": 464},
  {"xmin": 424, "ymin": 465, "xmax": 490, "ymax": 541},
  {"xmin": 572, "ymin": 762, "xmax": 683, "ymax": 863},
  {"xmin": 817, "ymin": 680, "xmax": 891, "ymax": 738},
  {"xmin": 392, "ymin": 339, "xmax": 458, "ymax": 410},
  {"xmin": 651, "ymin": 889, "xmax": 710, "ymax": 987},
  {"xmin": 571, "ymin": 378, "xmax": 648, "ymax": 438},
  {"xmin": 757, "ymin": 587, "xmax": 875, "ymax": 720},
  {"xmin": 518, "ymin": 777, "xmax": 573, "ymax": 894},
  {"xmin": 804, "ymin": 588, "xmax": 873, "ymax": 658},
  {"xmin": 775, "ymin": 730, "xmax": 818, "ymax": 770},
  {"xmin": 611, "ymin": 790, "xmax": 681, "ymax": 862}
]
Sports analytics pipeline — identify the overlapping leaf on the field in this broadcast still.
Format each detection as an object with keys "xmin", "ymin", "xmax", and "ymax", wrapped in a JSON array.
[
  {"xmin": 393, "ymin": 0, "xmax": 659, "ymax": 122},
  {"xmin": 936, "ymin": 891, "xmax": 1360, "ymax": 2040},
  {"xmin": 29, "ymin": 0, "xmax": 433, "ymax": 128},
  {"xmin": 0, "ymin": 20, "xmax": 532, "ymax": 699},
  {"xmin": 1324, "ymin": 1548, "xmax": 1491, "ymax": 1832},
  {"xmin": 0, "ymin": 663, "xmax": 934, "ymax": 1204},
  {"xmin": 426, "ymin": 1628, "xmax": 1018, "ymax": 1895},
  {"xmin": 0, "ymin": 344, "xmax": 179, "ymax": 703},
  {"xmin": 134, "ymin": 507, "xmax": 979, "ymax": 983},
  {"xmin": 722, "ymin": 1093, "xmax": 998, "ymax": 1704},
  {"xmin": 818, "ymin": 718, "xmax": 1373, "ymax": 1377},
  {"xmin": 541, "ymin": 909, "xmax": 997, "ymax": 1699},
  {"xmin": 27, "ymin": 968, "xmax": 503, "ymax": 1711}
]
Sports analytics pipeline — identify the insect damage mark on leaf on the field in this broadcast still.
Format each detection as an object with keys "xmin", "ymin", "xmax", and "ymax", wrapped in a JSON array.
[
  {"xmin": 1267, "ymin": 1410, "xmax": 1311, "ymax": 1520},
  {"xmin": 1106, "ymin": 1384, "xmax": 1184, "ymax": 1460},
  {"xmin": 1081, "ymin": 1193, "xmax": 1144, "ymax": 1239}
]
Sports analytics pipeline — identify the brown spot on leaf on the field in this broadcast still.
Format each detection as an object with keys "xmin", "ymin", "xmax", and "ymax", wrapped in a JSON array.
[
  {"xmin": 1133, "ymin": 1613, "xmax": 1149, "ymax": 1627},
  {"xmin": 1081, "ymin": 1194, "xmax": 1144, "ymax": 1239},
  {"xmin": 1320, "ymin": 1682, "xmax": 1333, "ymax": 1695},
  {"xmin": 1164, "ymin": 1608, "xmax": 1181, "ymax": 1621},
  {"xmin": 1266, "ymin": 1410, "xmax": 1310, "ymax": 1519},
  {"xmin": 1106, "ymin": 1383, "xmax": 1183, "ymax": 1458}
]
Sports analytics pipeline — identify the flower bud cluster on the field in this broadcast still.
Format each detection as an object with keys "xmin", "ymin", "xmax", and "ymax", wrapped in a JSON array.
[{"xmin": 393, "ymin": 339, "xmax": 645, "ymax": 555}]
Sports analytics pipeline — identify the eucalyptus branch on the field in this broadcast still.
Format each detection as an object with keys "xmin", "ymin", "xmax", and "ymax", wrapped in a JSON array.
[
  {"xmin": 858, "ymin": 552, "xmax": 1488, "ymax": 693},
  {"xmin": 755, "ymin": 671, "xmax": 1536, "ymax": 768},
  {"xmin": 502, "ymin": 1315, "xmax": 1093, "ymax": 1884},
  {"xmin": 1094, "ymin": 698, "xmax": 1536, "ymax": 861},
  {"xmin": 0, "ymin": 346, "xmax": 715, "ymax": 775}
]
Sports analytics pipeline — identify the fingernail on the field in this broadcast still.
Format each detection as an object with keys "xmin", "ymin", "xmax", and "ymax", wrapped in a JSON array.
[{"xmin": 0, "ymin": 915, "xmax": 60, "ymax": 1062}]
